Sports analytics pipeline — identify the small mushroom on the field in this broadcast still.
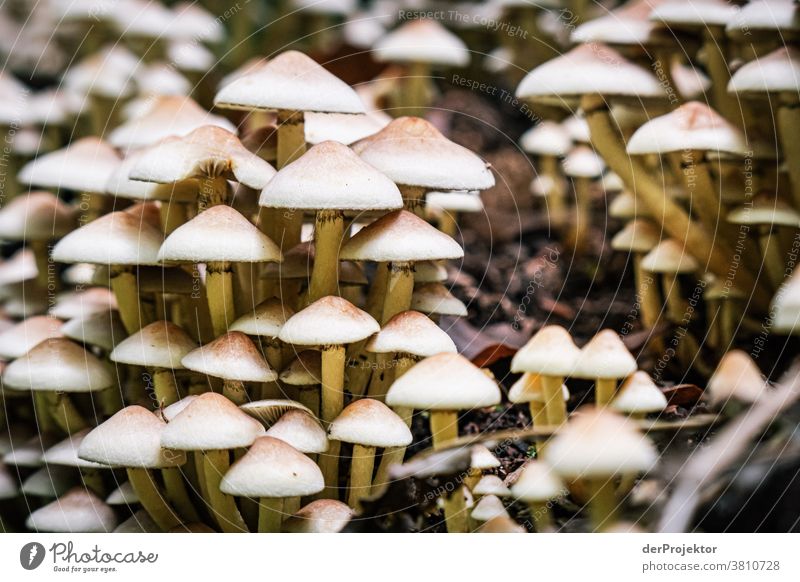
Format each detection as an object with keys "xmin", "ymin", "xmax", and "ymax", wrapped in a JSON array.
[
  {"xmin": 573, "ymin": 329, "xmax": 638, "ymax": 406},
  {"xmin": 510, "ymin": 460, "xmax": 564, "ymax": 532},
  {"xmin": 26, "ymin": 487, "xmax": 117, "ymax": 532}
]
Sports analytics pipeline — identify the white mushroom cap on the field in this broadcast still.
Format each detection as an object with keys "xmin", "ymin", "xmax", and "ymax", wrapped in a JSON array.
[
  {"xmin": 650, "ymin": 0, "xmax": 738, "ymax": 27},
  {"xmin": 473, "ymin": 474, "xmax": 511, "ymax": 497},
  {"xmin": 214, "ymin": 50, "xmax": 365, "ymax": 114},
  {"xmin": 283, "ymin": 499, "xmax": 353, "ymax": 533},
  {"xmin": 266, "ymin": 410, "xmax": 329, "ymax": 454},
  {"xmin": 386, "ymin": 353, "xmax": 501, "ymax": 410},
  {"xmin": 641, "ymin": 239, "xmax": 699, "ymax": 274},
  {"xmin": 220, "ymin": 436, "xmax": 325, "ymax": 498},
  {"xmin": 728, "ymin": 47, "xmax": 800, "ymax": 94},
  {"xmin": 181, "ymin": 331, "xmax": 278, "ymax": 383},
  {"xmin": 673, "ymin": 62, "xmax": 712, "ymax": 100},
  {"xmin": 374, "ymin": 19, "xmax": 469, "ymax": 67},
  {"xmin": 279, "ymin": 296, "xmax": 380, "ymax": 346},
  {"xmin": 411, "ymin": 283, "xmax": 469, "ymax": 317},
  {"xmin": 627, "ymin": 102, "xmax": 748, "ymax": 155},
  {"xmin": 562, "ymin": 145, "xmax": 605, "ymax": 178},
  {"xmin": 62, "ymin": 311, "xmax": 126, "ymax": 351},
  {"xmin": 562, "ymin": 114, "xmax": 591, "ymax": 143},
  {"xmin": 520, "ymin": 121, "xmax": 572, "ymax": 157},
  {"xmin": 545, "ymin": 407, "xmax": 658, "ymax": 479},
  {"xmin": 62, "ymin": 45, "xmax": 138, "ymax": 100},
  {"xmin": 169, "ymin": 1, "xmax": 225, "ymax": 42},
  {"xmin": 21, "ymin": 465, "xmax": 75, "ymax": 498},
  {"xmin": 230, "ymin": 298, "xmax": 295, "ymax": 338},
  {"xmin": 3, "ymin": 338, "xmax": 114, "ymax": 393},
  {"xmin": 329, "ymin": 398, "xmax": 413, "ymax": 448},
  {"xmin": 0, "ymin": 191, "xmax": 76, "ymax": 241},
  {"xmin": 26, "ymin": 488, "xmax": 117, "ymax": 532},
  {"xmin": 42, "ymin": 430, "xmax": 107, "ymax": 469},
  {"xmin": 426, "ymin": 191, "xmax": 484, "ymax": 213},
  {"xmin": 414, "ymin": 260, "xmax": 448, "ymax": 284},
  {"xmin": 470, "ymin": 494, "xmax": 509, "ymax": 522},
  {"xmin": 110, "ymin": 321, "xmax": 197, "ymax": 369},
  {"xmin": 18, "ymin": 137, "xmax": 121, "ymax": 193},
  {"xmin": 726, "ymin": 0, "xmax": 799, "ymax": 36},
  {"xmin": 611, "ymin": 219, "xmax": 661, "ymax": 253},
  {"xmin": 477, "ymin": 515, "xmax": 526, "ymax": 533},
  {"xmin": 511, "ymin": 326, "xmax": 581, "ymax": 376},
  {"xmin": 106, "ymin": 481, "xmax": 138, "ymax": 505},
  {"xmin": 129, "ymin": 126, "xmax": 277, "ymax": 189},
  {"xmin": 79, "ymin": 406, "xmax": 186, "ymax": 468},
  {"xmin": 772, "ymin": 268, "xmax": 800, "ymax": 332},
  {"xmin": 161, "ymin": 392, "xmax": 266, "ymax": 451},
  {"xmin": 0, "ymin": 315, "xmax": 62, "ymax": 359},
  {"xmin": 168, "ymin": 39, "xmax": 216, "ymax": 72},
  {"xmin": 113, "ymin": 510, "xmax": 160, "ymax": 533},
  {"xmin": 49, "ymin": 288, "xmax": 117, "ymax": 320},
  {"xmin": 510, "ymin": 460, "xmax": 564, "ymax": 502},
  {"xmin": 3, "ymin": 434, "xmax": 52, "ymax": 468},
  {"xmin": 259, "ymin": 141, "xmax": 402, "ymax": 211},
  {"xmin": 612, "ymin": 371, "xmax": 668, "ymax": 414},
  {"xmin": 366, "ymin": 310, "xmax": 457, "ymax": 357},
  {"xmin": 353, "ymin": 117, "xmax": 495, "ymax": 190},
  {"xmin": 573, "ymin": 329, "xmax": 638, "ymax": 380},
  {"xmin": 571, "ymin": 0, "xmax": 662, "ymax": 45},
  {"xmin": 161, "ymin": 395, "xmax": 198, "ymax": 422},
  {"xmin": 340, "ymin": 210, "xmax": 463, "ymax": 262},
  {"xmin": 158, "ymin": 205, "xmax": 282, "ymax": 264},
  {"xmin": 470, "ymin": 444, "xmax": 501, "ymax": 470},
  {"xmin": 304, "ymin": 111, "xmax": 389, "ymax": 145},
  {"xmin": 52, "ymin": 210, "xmax": 164, "ymax": 266},
  {"xmin": 707, "ymin": 350, "xmax": 769, "ymax": 405}
]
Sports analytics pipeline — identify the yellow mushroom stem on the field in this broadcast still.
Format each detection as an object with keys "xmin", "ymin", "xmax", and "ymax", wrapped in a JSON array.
[
  {"xmin": 400, "ymin": 184, "xmax": 426, "ymax": 218},
  {"xmin": 152, "ymin": 368, "xmax": 180, "ymax": 408},
  {"xmin": 372, "ymin": 357, "xmax": 416, "ymax": 490},
  {"xmin": 80, "ymin": 468, "xmax": 105, "ymax": 495},
  {"xmin": 382, "ymin": 262, "xmax": 414, "ymax": 324},
  {"xmin": 568, "ymin": 176, "xmax": 592, "ymax": 253},
  {"xmin": 581, "ymin": 94, "xmax": 763, "ymax": 306},
  {"xmin": 528, "ymin": 499, "xmax": 554, "ymax": 532},
  {"xmin": 296, "ymin": 387, "xmax": 320, "ymax": 418},
  {"xmin": 541, "ymin": 375, "xmax": 567, "ymax": 426},
  {"xmin": 365, "ymin": 264, "xmax": 389, "ymax": 320},
  {"xmin": 159, "ymin": 200, "xmax": 188, "ymax": 235},
  {"xmin": 633, "ymin": 254, "xmax": 661, "ymax": 330},
  {"xmin": 205, "ymin": 261, "xmax": 235, "ymax": 337},
  {"xmin": 126, "ymin": 467, "xmax": 183, "ymax": 531},
  {"xmin": 111, "ymin": 265, "xmax": 146, "ymax": 334},
  {"xmin": 348, "ymin": 443, "xmax": 376, "ymax": 511},
  {"xmin": 222, "ymin": 379, "xmax": 247, "ymax": 405},
  {"xmin": 702, "ymin": 29, "xmax": 743, "ymax": 128},
  {"xmin": 44, "ymin": 391, "xmax": 89, "ymax": 435},
  {"xmin": 584, "ymin": 476, "xmax": 619, "ymax": 532},
  {"xmin": 258, "ymin": 497, "xmax": 283, "ymax": 533},
  {"xmin": 202, "ymin": 449, "xmax": 248, "ymax": 533},
  {"xmin": 260, "ymin": 341, "xmax": 284, "ymax": 399},
  {"xmin": 594, "ymin": 378, "xmax": 618, "ymax": 407},
  {"xmin": 198, "ymin": 175, "xmax": 228, "ymax": 211},
  {"xmin": 308, "ymin": 209, "xmax": 344, "ymax": 302},
  {"xmin": 429, "ymin": 409, "xmax": 467, "ymax": 532},
  {"xmin": 317, "ymin": 345, "xmax": 346, "ymax": 497},
  {"xmin": 32, "ymin": 392, "xmax": 55, "ymax": 433},
  {"xmin": 400, "ymin": 61, "xmax": 431, "ymax": 117},
  {"xmin": 540, "ymin": 155, "xmax": 567, "ymax": 229},
  {"xmin": 437, "ymin": 210, "xmax": 458, "ymax": 239},
  {"xmin": 161, "ymin": 467, "xmax": 201, "ymax": 523},
  {"xmin": 759, "ymin": 225, "xmax": 787, "ymax": 290},
  {"xmin": 89, "ymin": 94, "xmax": 119, "ymax": 138},
  {"xmin": 778, "ymin": 97, "xmax": 800, "ymax": 210}
]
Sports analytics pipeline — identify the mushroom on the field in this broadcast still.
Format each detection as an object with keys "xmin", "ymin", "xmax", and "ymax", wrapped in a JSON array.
[
  {"xmin": 279, "ymin": 350, "xmax": 322, "ymax": 415},
  {"xmin": 611, "ymin": 371, "xmax": 668, "ymax": 418},
  {"xmin": 520, "ymin": 121, "xmax": 572, "ymax": 228},
  {"xmin": 265, "ymin": 409, "xmax": 329, "ymax": 457},
  {"xmin": 220, "ymin": 436, "xmax": 324, "ymax": 532},
  {"xmin": 470, "ymin": 494, "xmax": 509, "ymax": 526},
  {"xmin": 573, "ymin": 329, "xmax": 638, "ymax": 406},
  {"xmin": 510, "ymin": 460, "xmax": 564, "ymax": 532},
  {"xmin": 26, "ymin": 487, "xmax": 117, "ymax": 532},
  {"xmin": 611, "ymin": 218, "xmax": 662, "ymax": 331},
  {"xmin": 510, "ymin": 326, "xmax": 580, "ymax": 426},
  {"xmin": 282, "ymin": 498, "xmax": 353, "ymax": 533},
  {"xmin": 329, "ymin": 398, "xmax": 412, "ymax": 509},
  {"xmin": 707, "ymin": 349, "xmax": 770, "ymax": 409},
  {"xmin": 62, "ymin": 310, "xmax": 127, "ymax": 353},
  {"xmin": 411, "ymin": 282, "xmax": 469, "ymax": 320},
  {"xmin": 0, "ymin": 316, "xmax": 63, "ymax": 360},
  {"xmin": 473, "ymin": 475, "xmax": 511, "ymax": 499},
  {"xmin": 509, "ymin": 373, "xmax": 569, "ymax": 428},
  {"xmin": 561, "ymin": 145, "xmax": 605, "ymax": 252},
  {"xmin": 41, "ymin": 429, "xmax": 109, "ymax": 495},
  {"xmin": 425, "ymin": 191, "xmax": 484, "ymax": 239},
  {"xmin": 278, "ymin": 296, "xmax": 380, "ymax": 491},
  {"xmin": 21, "ymin": 465, "xmax": 75, "ymax": 500}
]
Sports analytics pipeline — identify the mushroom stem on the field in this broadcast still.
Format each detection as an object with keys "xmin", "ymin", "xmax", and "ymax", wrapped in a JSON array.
[
  {"xmin": 541, "ymin": 155, "xmax": 567, "ymax": 228},
  {"xmin": 126, "ymin": 467, "xmax": 183, "ymax": 531},
  {"xmin": 257, "ymin": 497, "xmax": 284, "ymax": 532},
  {"xmin": 778, "ymin": 99, "xmax": 800, "ymax": 210},
  {"xmin": 366, "ymin": 353, "xmax": 393, "ymax": 399},
  {"xmin": 373, "ymin": 405, "xmax": 413, "ymax": 491},
  {"xmin": 159, "ymin": 200, "xmax": 187, "ymax": 234},
  {"xmin": 365, "ymin": 264, "xmax": 389, "ymax": 320},
  {"xmin": 296, "ymin": 387, "xmax": 320, "ymax": 418},
  {"xmin": 633, "ymin": 254, "xmax": 660, "ymax": 330},
  {"xmin": 308, "ymin": 209, "xmax": 344, "ymax": 302},
  {"xmin": 30, "ymin": 240, "xmax": 55, "ymax": 290},
  {"xmin": 261, "ymin": 341, "xmax": 284, "ymax": 400},
  {"xmin": 581, "ymin": 94, "xmax": 761, "ymax": 302},
  {"xmin": 702, "ymin": 29, "xmax": 742, "ymax": 127},
  {"xmin": 152, "ymin": 368, "xmax": 180, "ymax": 408},
  {"xmin": 585, "ymin": 477, "xmax": 618, "ymax": 532},
  {"xmin": 198, "ymin": 175, "xmax": 228, "ymax": 211},
  {"xmin": 401, "ymin": 61, "xmax": 431, "ymax": 117},
  {"xmin": 381, "ymin": 262, "xmax": 414, "ymax": 324},
  {"xmin": 161, "ymin": 467, "xmax": 201, "ymax": 522},
  {"xmin": 528, "ymin": 500, "xmax": 554, "ymax": 532},
  {"xmin": 429, "ymin": 410, "xmax": 458, "ymax": 449},
  {"xmin": 594, "ymin": 378, "xmax": 618, "ymax": 407},
  {"xmin": 568, "ymin": 176, "xmax": 591, "ymax": 252},
  {"xmin": 44, "ymin": 391, "xmax": 89, "ymax": 435},
  {"xmin": 205, "ymin": 261, "xmax": 235, "ymax": 337},
  {"xmin": 111, "ymin": 266, "xmax": 145, "ymax": 334},
  {"xmin": 541, "ymin": 375, "xmax": 566, "ymax": 426},
  {"xmin": 528, "ymin": 400, "xmax": 547, "ymax": 426},
  {"xmin": 32, "ymin": 392, "xmax": 55, "ymax": 433},
  {"xmin": 202, "ymin": 449, "xmax": 248, "ymax": 532},
  {"xmin": 348, "ymin": 444, "xmax": 376, "ymax": 511},
  {"xmin": 400, "ymin": 184, "xmax": 426, "ymax": 218},
  {"xmin": 760, "ymin": 226, "xmax": 787, "ymax": 290},
  {"xmin": 222, "ymin": 379, "xmax": 247, "ymax": 405},
  {"xmin": 682, "ymin": 151, "xmax": 726, "ymax": 239},
  {"xmin": 318, "ymin": 345, "xmax": 346, "ymax": 495}
]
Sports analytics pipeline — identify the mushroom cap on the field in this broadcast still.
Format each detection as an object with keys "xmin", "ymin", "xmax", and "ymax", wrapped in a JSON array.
[
  {"xmin": 168, "ymin": 38, "xmax": 216, "ymax": 73},
  {"xmin": 21, "ymin": 465, "xmax": 76, "ymax": 498},
  {"xmin": 477, "ymin": 515, "xmax": 526, "ymax": 533},
  {"xmin": 214, "ymin": 50, "xmax": 365, "ymax": 114},
  {"xmin": 470, "ymin": 444, "xmax": 501, "ymax": 470},
  {"xmin": 0, "ymin": 248, "xmax": 38, "ymax": 285},
  {"xmin": 282, "ymin": 499, "xmax": 353, "ymax": 533},
  {"xmin": 304, "ymin": 111, "xmax": 389, "ymax": 146},
  {"xmin": 62, "ymin": 45, "xmax": 138, "ymax": 99},
  {"xmin": 279, "ymin": 296, "xmax": 380, "ymax": 346},
  {"xmin": 510, "ymin": 460, "xmax": 564, "ymax": 502},
  {"xmin": 510, "ymin": 326, "xmax": 581, "ymax": 376},
  {"xmin": 414, "ymin": 260, "xmax": 448, "ymax": 284},
  {"xmin": 107, "ymin": 148, "xmax": 202, "ymax": 202},
  {"xmin": 571, "ymin": 0, "xmax": 663, "ymax": 45},
  {"xmin": 158, "ymin": 205, "xmax": 282, "ymax": 263},
  {"xmin": 240, "ymin": 399, "xmax": 316, "ymax": 426},
  {"xmin": 508, "ymin": 373, "xmax": 570, "ymax": 404},
  {"xmin": 573, "ymin": 329, "xmax": 638, "ymax": 380},
  {"xmin": 641, "ymin": 239, "xmax": 699, "ymax": 274},
  {"xmin": 161, "ymin": 395, "xmax": 198, "ymax": 422},
  {"xmin": 329, "ymin": 398, "xmax": 413, "ymax": 447},
  {"xmin": 3, "ymin": 338, "xmax": 114, "ymax": 393},
  {"xmin": 707, "ymin": 350, "xmax": 769, "ymax": 405},
  {"xmin": 386, "ymin": 353, "xmax": 501, "ymax": 410},
  {"xmin": 471, "ymin": 495, "xmax": 509, "ymax": 522},
  {"xmin": 726, "ymin": 0, "xmax": 800, "ymax": 36},
  {"xmin": 650, "ymin": 0, "xmax": 738, "ymax": 27},
  {"xmin": 562, "ymin": 145, "xmax": 605, "ymax": 178},
  {"xmin": 729, "ymin": 47, "xmax": 800, "ymax": 94},
  {"xmin": 26, "ymin": 488, "xmax": 117, "ymax": 532},
  {"xmin": 673, "ymin": 62, "xmax": 713, "ymax": 100},
  {"xmin": 544, "ymin": 407, "xmax": 658, "ymax": 478},
  {"xmin": 265, "ymin": 410, "xmax": 329, "ymax": 454},
  {"xmin": 129, "ymin": 125, "xmax": 277, "ymax": 189},
  {"xmin": 0, "ymin": 315, "xmax": 62, "ymax": 359},
  {"xmin": 366, "ymin": 310, "xmax": 457, "ymax": 357},
  {"xmin": 0, "ymin": 191, "xmax": 77, "ymax": 241},
  {"xmin": 18, "ymin": 137, "xmax": 121, "ymax": 193},
  {"xmin": 280, "ymin": 351, "xmax": 321, "ymax": 385},
  {"xmin": 353, "ymin": 117, "xmax": 495, "ymax": 190},
  {"xmin": 113, "ymin": 510, "xmax": 160, "ymax": 533},
  {"xmin": 3, "ymin": 434, "xmax": 54, "ymax": 468},
  {"xmin": 627, "ymin": 102, "xmax": 748, "ymax": 155},
  {"xmin": 220, "ymin": 436, "xmax": 325, "ymax": 498},
  {"xmin": 41, "ymin": 430, "xmax": 108, "ymax": 469},
  {"xmin": 49, "ymin": 287, "xmax": 118, "ymax": 320},
  {"xmin": 411, "ymin": 283, "xmax": 469, "ymax": 316},
  {"xmin": 52, "ymin": 210, "xmax": 164, "ymax": 266},
  {"xmin": 340, "ymin": 210, "xmax": 463, "ymax": 262},
  {"xmin": 727, "ymin": 195, "xmax": 800, "ymax": 228},
  {"xmin": 106, "ymin": 481, "xmax": 138, "ymax": 505},
  {"xmin": 520, "ymin": 121, "xmax": 572, "ymax": 157},
  {"xmin": 374, "ymin": 18, "xmax": 469, "ymax": 67},
  {"xmin": 772, "ymin": 268, "xmax": 800, "ymax": 332},
  {"xmin": 161, "ymin": 392, "xmax": 266, "ymax": 450},
  {"xmin": 181, "ymin": 331, "xmax": 277, "ymax": 383},
  {"xmin": 612, "ymin": 371, "xmax": 668, "ymax": 414},
  {"xmin": 62, "ymin": 310, "xmax": 127, "ymax": 351},
  {"xmin": 230, "ymin": 298, "xmax": 295, "ymax": 338},
  {"xmin": 426, "ymin": 191, "xmax": 484, "ymax": 214},
  {"xmin": 109, "ymin": 95, "xmax": 237, "ymax": 150},
  {"xmin": 110, "ymin": 320, "xmax": 198, "ymax": 369},
  {"xmin": 473, "ymin": 474, "xmax": 511, "ymax": 497},
  {"xmin": 79, "ymin": 405, "xmax": 186, "ymax": 468},
  {"xmin": 516, "ymin": 43, "xmax": 665, "ymax": 105},
  {"xmin": 611, "ymin": 219, "xmax": 661, "ymax": 253},
  {"xmin": 259, "ymin": 141, "xmax": 402, "ymax": 211}
]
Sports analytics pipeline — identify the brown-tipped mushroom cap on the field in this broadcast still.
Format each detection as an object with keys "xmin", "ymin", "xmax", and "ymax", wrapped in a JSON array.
[
  {"xmin": 728, "ymin": 46, "xmax": 800, "ymax": 95},
  {"xmin": 511, "ymin": 326, "xmax": 581, "ymax": 377},
  {"xmin": 180, "ymin": 331, "xmax": 277, "ymax": 383},
  {"xmin": 411, "ymin": 283, "xmax": 469, "ymax": 316},
  {"xmin": 707, "ymin": 350, "xmax": 769, "ymax": 405},
  {"xmin": 18, "ymin": 137, "xmax": 121, "ymax": 192},
  {"xmin": 329, "ymin": 399, "xmax": 412, "ymax": 448},
  {"xmin": 110, "ymin": 320, "xmax": 198, "ymax": 369},
  {"xmin": 26, "ymin": 488, "xmax": 117, "ymax": 532},
  {"xmin": 62, "ymin": 310, "xmax": 126, "ymax": 351},
  {"xmin": 510, "ymin": 460, "xmax": 564, "ymax": 502},
  {"xmin": 0, "ymin": 192, "xmax": 77, "ymax": 240},
  {"xmin": 574, "ymin": 329, "xmax": 638, "ymax": 380},
  {"xmin": 279, "ymin": 296, "xmax": 380, "ymax": 346},
  {"xmin": 42, "ymin": 430, "xmax": 107, "ymax": 469},
  {"xmin": 366, "ymin": 310, "xmax": 457, "ymax": 357},
  {"xmin": 0, "ymin": 315, "xmax": 62, "ymax": 359},
  {"xmin": 282, "ymin": 499, "xmax": 353, "ymax": 533},
  {"xmin": 265, "ymin": 410, "xmax": 329, "ymax": 454},
  {"xmin": 374, "ymin": 19, "xmax": 469, "ymax": 67}
]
